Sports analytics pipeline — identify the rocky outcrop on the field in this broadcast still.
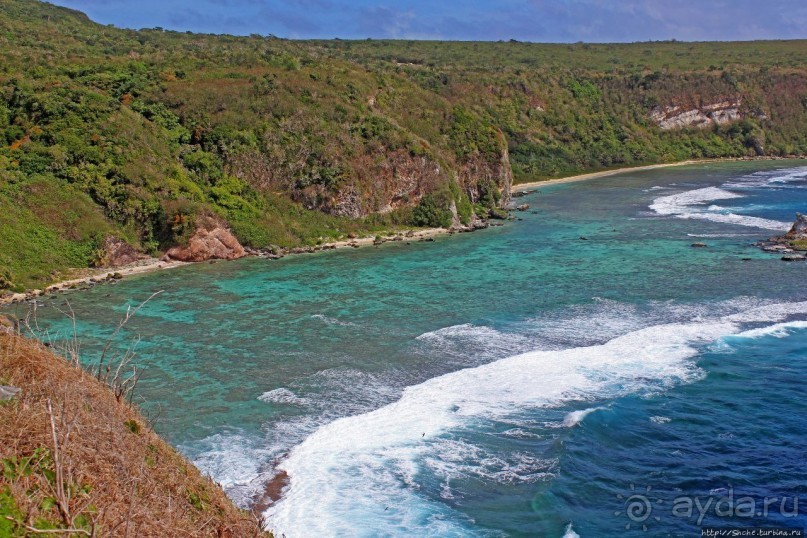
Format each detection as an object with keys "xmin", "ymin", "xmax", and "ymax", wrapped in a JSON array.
[
  {"xmin": 95, "ymin": 236, "xmax": 145, "ymax": 267},
  {"xmin": 785, "ymin": 213, "xmax": 807, "ymax": 238},
  {"xmin": 163, "ymin": 220, "xmax": 246, "ymax": 262},
  {"xmin": 651, "ymin": 99, "xmax": 743, "ymax": 130},
  {"xmin": 756, "ymin": 214, "xmax": 807, "ymax": 257},
  {"xmin": 331, "ymin": 185, "xmax": 364, "ymax": 218}
]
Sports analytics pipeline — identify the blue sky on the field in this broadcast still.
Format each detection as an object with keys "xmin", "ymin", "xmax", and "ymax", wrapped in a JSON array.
[{"xmin": 50, "ymin": 0, "xmax": 807, "ymax": 41}]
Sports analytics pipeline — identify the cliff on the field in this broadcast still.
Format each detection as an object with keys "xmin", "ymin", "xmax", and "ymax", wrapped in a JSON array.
[
  {"xmin": 650, "ymin": 99, "xmax": 743, "ymax": 130},
  {"xmin": 0, "ymin": 331, "xmax": 270, "ymax": 537}
]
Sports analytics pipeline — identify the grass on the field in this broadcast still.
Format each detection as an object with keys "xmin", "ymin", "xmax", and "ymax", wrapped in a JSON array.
[
  {"xmin": 0, "ymin": 331, "xmax": 271, "ymax": 537},
  {"xmin": 790, "ymin": 240, "xmax": 807, "ymax": 251}
]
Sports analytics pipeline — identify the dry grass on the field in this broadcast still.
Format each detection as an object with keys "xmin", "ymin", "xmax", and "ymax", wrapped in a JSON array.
[{"xmin": 0, "ymin": 332, "xmax": 270, "ymax": 537}]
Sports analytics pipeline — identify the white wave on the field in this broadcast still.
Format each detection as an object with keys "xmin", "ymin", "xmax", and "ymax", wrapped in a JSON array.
[
  {"xmin": 425, "ymin": 439, "xmax": 557, "ymax": 488},
  {"xmin": 688, "ymin": 212, "xmax": 789, "ymax": 231},
  {"xmin": 562, "ymin": 407, "xmax": 605, "ymax": 427},
  {"xmin": 650, "ymin": 415, "xmax": 671, "ymax": 424},
  {"xmin": 311, "ymin": 314, "xmax": 356, "ymax": 326},
  {"xmin": 265, "ymin": 325, "xmax": 719, "ymax": 534},
  {"xmin": 649, "ymin": 186, "xmax": 790, "ymax": 232},
  {"xmin": 650, "ymin": 187, "xmax": 742, "ymax": 216},
  {"xmin": 416, "ymin": 323, "xmax": 539, "ymax": 360},
  {"xmin": 259, "ymin": 388, "xmax": 311, "ymax": 406},
  {"xmin": 501, "ymin": 428, "xmax": 540, "ymax": 439},
  {"xmin": 725, "ymin": 166, "xmax": 807, "ymax": 189},
  {"xmin": 265, "ymin": 301, "xmax": 807, "ymax": 537},
  {"xmin": 725, "ymin": 301, "xmax": 807, "ymax": 323},
  {"xmin": 184, "ymin": 432, "xmax": 276, "ymax": 508},
  {"xmin": 729, "ymin": 320, "xmax": 807, "ymax": 339},
  {"xmin": 686, "ymin": 233, "xmax": 757, "ymax": 238},
  {"xmin": 564, "ymin": 523, "xmax": 581, "ymax": 538}
]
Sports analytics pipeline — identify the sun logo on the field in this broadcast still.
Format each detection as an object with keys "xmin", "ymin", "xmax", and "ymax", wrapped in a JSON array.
[{"xmin": 614, "ymin": 484, "xmax": 663, "ymax": 532}]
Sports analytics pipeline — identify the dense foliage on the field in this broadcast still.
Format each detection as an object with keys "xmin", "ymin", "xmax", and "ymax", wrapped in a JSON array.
[{"xmin": 0, "ymin": 0, "xmax": 805, "ymax": 289}]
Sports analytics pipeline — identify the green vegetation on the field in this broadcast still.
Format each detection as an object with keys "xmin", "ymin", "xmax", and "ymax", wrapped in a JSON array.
[
  {"xmin": 790, "ymin": 240, "xmax": 807, "ymax": 251},
  {"xmin": 0, "ymin": 0, "xmax": 806, "ymax": 289}
]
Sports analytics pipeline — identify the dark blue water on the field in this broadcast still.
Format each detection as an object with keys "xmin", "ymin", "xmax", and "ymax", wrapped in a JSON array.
[{"xmin": 10, "ymin": 161, "xmax": 807, "ymax": 537}]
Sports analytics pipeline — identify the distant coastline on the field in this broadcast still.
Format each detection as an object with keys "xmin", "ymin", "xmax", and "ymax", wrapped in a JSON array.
[
  {"xmin": 514, "ymin": 156, "xmax": 807, "ymax": 191},
  {"xmin": 3, "ymin": 155, "xmax": 805, "ymax": 307}
]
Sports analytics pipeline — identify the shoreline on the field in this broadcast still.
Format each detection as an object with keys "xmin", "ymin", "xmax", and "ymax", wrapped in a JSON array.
[
  {"xmin": 4, "ymin": 155, "xmax": 804, "ymax": 307},
  {"xmin": 0, "ymin": 227, "xmax": 453, "ymax": 306},
  {"xmin": 513, "ymin": 155, "xmax": 807, "ymax": 191}
]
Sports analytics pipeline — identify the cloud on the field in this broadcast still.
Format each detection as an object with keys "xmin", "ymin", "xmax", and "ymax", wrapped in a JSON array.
[
  {"xmin": 48, "ymin": 0, "xmax": 807, "ymax": 41},
  {"xmin": 526, "ymin": 0, "xmax": 807, "ymax": 41},
  {"xmin": 358, "ymin": 6, "xmax": 436, "ymax": 39}
]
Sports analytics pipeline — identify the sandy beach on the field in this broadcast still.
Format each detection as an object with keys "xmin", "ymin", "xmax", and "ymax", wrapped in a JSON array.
[{"xmin": 509, "ymin": 157, "xmax": 806, "ymax": 191}]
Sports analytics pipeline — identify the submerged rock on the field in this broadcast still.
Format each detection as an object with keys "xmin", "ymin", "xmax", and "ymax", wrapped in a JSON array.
[{"xmin": 691, "ymin": 242, "xmax": 707, "ymax": 248}]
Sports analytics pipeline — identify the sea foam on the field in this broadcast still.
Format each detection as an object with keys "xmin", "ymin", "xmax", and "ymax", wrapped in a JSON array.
[
  {"xmin": 563, "ymin": 523, "xmax": 581, "ymax": 538},
  {"xmin": 264, "ymin": 301, "xmax": 807, "ymax": 537},
  {"xmin": 724, "ymin": 166, "xmax": 807, "ymax": 189},
  {"xmin": 649, "ymin": 186, "xmax": 789, "ymax": 231},
  {"xmin": 563, "ymin": 406, "xmax": 606, "ymax": 427}
]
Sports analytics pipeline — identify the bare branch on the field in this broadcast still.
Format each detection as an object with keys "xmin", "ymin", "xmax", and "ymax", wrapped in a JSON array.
[
  {"xmin": 46, "ymin": 398, "xmax": 71, "ymax": 526},
  {"xmin": 96, "ymin": 291, "xmax": 163, "ymax": 380}
]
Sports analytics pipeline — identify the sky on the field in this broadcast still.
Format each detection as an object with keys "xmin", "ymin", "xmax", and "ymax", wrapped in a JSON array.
[{"xmin": 49, "ymin": 0, "xmax": 807, "ymax": 42}]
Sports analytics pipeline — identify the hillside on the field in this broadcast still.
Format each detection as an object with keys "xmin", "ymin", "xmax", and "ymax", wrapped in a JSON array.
[
  {"xmin": 0, "ymin": 0, "xmax": 806, "ymax": 290},
  {"xmin": 0, "ymin": 329, "xmax": 269, "ymax": 536}
]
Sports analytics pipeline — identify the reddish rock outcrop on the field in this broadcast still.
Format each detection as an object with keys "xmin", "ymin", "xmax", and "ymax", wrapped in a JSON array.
[
  {"xmin": 163, "ymin": 225, "xmax": 246, "ymax": 262},
  {"xmin": 96, "ymin": 236, "xmax": 145, "ymax": 267}
]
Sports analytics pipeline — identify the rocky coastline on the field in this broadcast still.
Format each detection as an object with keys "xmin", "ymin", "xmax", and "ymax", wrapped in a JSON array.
[
  {"xmin": 0, "ymin": 219, "xmax": 498, "ymax": 307},
  {"xmin": 4, "ymin": 156, "xmax": 805, "ymax": 307},
  {"xmin": 757, "ymin": 213, "xmax": 807, "ymax": 261}
]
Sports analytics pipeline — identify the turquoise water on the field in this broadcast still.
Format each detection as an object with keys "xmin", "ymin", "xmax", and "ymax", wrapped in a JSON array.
[{"xmin": 10, "ymin": 160, "xmax": 807, "ymax": 537}]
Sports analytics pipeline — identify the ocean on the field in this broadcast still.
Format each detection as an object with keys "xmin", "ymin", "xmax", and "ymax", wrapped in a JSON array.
[{"xmin": 13, "ymin": 160, "xmax": 807, "ymax": 536}]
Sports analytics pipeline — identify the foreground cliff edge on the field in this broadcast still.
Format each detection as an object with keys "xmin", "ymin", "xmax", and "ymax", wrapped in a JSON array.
[{"xmin": 0, "ymin": 329, "xmax": 271, "ymax": 537}]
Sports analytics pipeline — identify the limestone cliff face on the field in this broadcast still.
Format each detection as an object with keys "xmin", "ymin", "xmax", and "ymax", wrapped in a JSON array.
[
  {"xmin": 650, "ymin": 99, "xmax": 744, "ymax": 130},
  {"xmin": 328, "ymin": 150, "xmax": 446, "ymax": 218},
  {"xmin": 296, "ymin": 142, "xmax": 512, "ymax": 218},
  {"xmin": 455, "ymin": 142, "xmax": 513, "ymax": 209}
]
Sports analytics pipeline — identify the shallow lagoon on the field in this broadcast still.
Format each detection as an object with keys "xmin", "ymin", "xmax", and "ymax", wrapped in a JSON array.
[{"xmin": 16, "ymin": 160, "xmax": 807, "ymax": 536}]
